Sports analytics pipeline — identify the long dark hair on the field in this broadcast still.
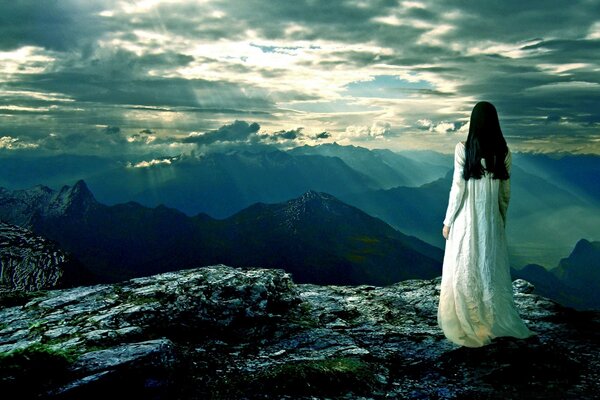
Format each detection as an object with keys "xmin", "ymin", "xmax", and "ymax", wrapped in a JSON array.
[{"xmin": 463, "ymin": 101, "xmax": 509, "ymax": 181}]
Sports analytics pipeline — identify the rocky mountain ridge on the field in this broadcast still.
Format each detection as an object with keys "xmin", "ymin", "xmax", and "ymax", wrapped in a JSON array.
[
  {"xmin": 0, "ymin": 180, "xmax": 97, "ymax": 227},
  {"xmin": 0, "ymin": 265, "xmax": 598, "ymax": 399},
  {"xmin": 0, "ymin": 182, "xmax": 442, "ymax": 285},
  {"xmin": 1, "ymin": 145, "xmax": 597, "ymax": 270}
]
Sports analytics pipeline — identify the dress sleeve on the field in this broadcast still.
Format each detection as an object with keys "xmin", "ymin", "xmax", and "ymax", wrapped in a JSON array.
[
  {"xmin": 443, "ymin": 142, "xmax": 466, "ymax": 227},
  {"xmin": 498, "ymin": 148, "xmax": 512, "ymax": 227}
]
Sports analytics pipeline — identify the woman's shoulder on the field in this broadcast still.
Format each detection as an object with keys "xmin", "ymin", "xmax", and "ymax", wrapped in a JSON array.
[{"xmin": 453, "ymin": 141, "xmax": 466, "ymax": 161}]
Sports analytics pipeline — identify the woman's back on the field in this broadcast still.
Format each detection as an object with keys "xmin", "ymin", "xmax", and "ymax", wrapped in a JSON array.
[{"xmin": 438, "ymin": 139, "xmax": 534, "ymax": 348}]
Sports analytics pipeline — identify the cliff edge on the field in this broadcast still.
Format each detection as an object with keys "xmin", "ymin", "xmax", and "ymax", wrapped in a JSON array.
[{"xmin": 0, "ymin": 265, "xmax": 598, "ymax": 399}]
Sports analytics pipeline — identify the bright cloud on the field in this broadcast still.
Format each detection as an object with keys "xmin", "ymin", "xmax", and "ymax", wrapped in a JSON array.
[
  {"xmin": 0, "ymin": 136, "xmax": 39, "ymax": 149},
  {"xmin": 128, "ymin": 158, "xmax": 173, "ymax": 168}
]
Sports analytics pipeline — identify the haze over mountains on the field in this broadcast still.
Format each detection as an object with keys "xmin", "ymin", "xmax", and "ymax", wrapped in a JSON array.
[
  {"xmin": 2, "ymin": 179, "xmax": 598, "ymax": 310},
  {"xmin": 344, "ymin": 162, "xmax": 598, "ymax": 267},
  {"xmin": 0, "ymin": 181, "xmax": 442, "ymax": 285},
  {"xmin": 1, "ymin": 143, "xmax": 596, "ymax": 269},
  {"xmin": 1, "ymin": 139, "xmax": 598, "ymax": 309},
  {"xmin": 512, "ymin": 238, "xmax": 600, "ymax": 310},
  {"xmin": 289, "ymin": 143, "xmax": 449, "ymax": 189}
]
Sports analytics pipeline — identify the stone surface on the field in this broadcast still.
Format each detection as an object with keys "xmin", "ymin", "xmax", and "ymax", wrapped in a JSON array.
[
  {"xmin": 0, "ymin": 265, "xmax": 598, "ymax": 399},
  {"xmin": 0, "ymin": 222, "xmax": 77, "ymax": 291}
]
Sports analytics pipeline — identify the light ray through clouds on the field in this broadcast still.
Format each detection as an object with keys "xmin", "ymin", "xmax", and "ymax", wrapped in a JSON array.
[{"xmin": 0, "ymin": 0, "xmax": 599, "ymax": 155}]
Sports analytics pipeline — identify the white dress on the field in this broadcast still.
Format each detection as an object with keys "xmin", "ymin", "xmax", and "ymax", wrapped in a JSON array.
[{"xmin": 437, "ymin": 141, "xmax": 536, "ymax": 347}]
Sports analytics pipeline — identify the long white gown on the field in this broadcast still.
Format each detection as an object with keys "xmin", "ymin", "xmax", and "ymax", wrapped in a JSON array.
[{"xmin": 437, "ymin": 141, "xmax": 536, "ymax": 347}]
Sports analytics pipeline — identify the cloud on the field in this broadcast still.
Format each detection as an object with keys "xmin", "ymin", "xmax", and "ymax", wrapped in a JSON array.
[
  {"xmin": 181, "ymin": 120, "xmax": 261, "ymax": 145},
  {"xmin": 0, "ymin": 135, "xmax": 39, "ymax": 150},
  {"xmin": 259, "ymin": 128, "xmax": 304, "ymax": 142},
  {"xmin": 0, "ymin": 1, "xmax": 110, "ymax": 51},
  {"xmin": 314, "ymin": 131, "xmax": 331, "ymax": 140},
  {"xmin": 0, "ymin": 0, "xmax": 599, "ymax": 155},
  {"xmin": 104, "ymin": 126, "xmax": 121, "ymax": 135},
  {"xmin": 546, "ymin": 114, "xmax": 562, "ymax": 124},
  {"xmin": 128, "ymin": 158, "xmax": 173, "ymax": 168},
  {"xmin": 417, "ymin": 119, "xmax": 465, "ymax": 134},
  {"xmin": 170, "ymin": 121, "xmax": 335, "ymax": 152},
  {"xmin": 342, "ymin": 121, "xmax": 393, "ymax": 140},
  {"xmin": 127, "ymin": 133, "xmax": 156, "ymax": 144}
]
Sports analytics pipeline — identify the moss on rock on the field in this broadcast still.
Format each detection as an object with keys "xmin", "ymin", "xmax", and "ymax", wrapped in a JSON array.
[{"xmin": 0, "ymin": 343, "xmax": 77, "ymax": 395}]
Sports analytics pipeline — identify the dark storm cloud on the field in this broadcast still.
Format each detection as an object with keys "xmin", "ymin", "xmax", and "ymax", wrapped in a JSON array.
[
  {"xmin": 314, "ymin": 131, "xmax": 331, "ymax": 140},
  {"xmin": 546, "ymin": 114, "xmax": 562, "ymax": 123},
  {"xmin": 1, "ymin": 0, "xmax": 599, "ymax": 155},
  {"xmin": 181, "ymin": 120, "xmax": 261, "ymax": 145},
  {"xmin": 8, "ymin": 48, "xmax": 268, "ymax": 110},
  {"xmin": 104, "ymin": 126, "xmax": 121, "ymax": 135},
  {"xmin": 0, "ymin": 0, "xmax": 113, "ymax": 51},
  {"xmin": 104, "ymin": 2, "xmax": 250, "ymax": 42},
  {"xmin": 35, "ymin": 128, "xmax": 130, "ymax": 153},
  {"xmin": 439, "ymin": 0, "xmax": 600, "ymax": 41},
  {"xmin": 212, "ymin": 0, "xmax": 399, "ymax": 41},
  {"xmin": 175, "ymin": 122, "xmax": 319, "ymax": 150},
  {"xmin": 263, "ymin": 128, "xmax": 304, "ymax": 141}
]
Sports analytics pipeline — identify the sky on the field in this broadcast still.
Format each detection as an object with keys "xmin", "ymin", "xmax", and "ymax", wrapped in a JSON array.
[{"xmin": 1, "ymin": 0, "xmax": 600, "ymax": 157}]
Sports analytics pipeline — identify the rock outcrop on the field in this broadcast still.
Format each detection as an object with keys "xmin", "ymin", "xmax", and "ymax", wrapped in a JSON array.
[
  {"xmin": 0, "ymin": 265, "xmax": 598, "ymax": 399},
  {"xmin": 0, "ymin": 222, "xmax": 90, "ymax": 292}
]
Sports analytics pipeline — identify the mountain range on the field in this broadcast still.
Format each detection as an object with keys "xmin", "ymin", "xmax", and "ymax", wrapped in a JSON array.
[
  {"xmin": 341, "ymin": 163, "xmax": 598, "ymax": 268},
  {"xmin": 0, "ymin": 145, "xmax": 451, "ymax": 218},
  {"xmin": 1, "ymin": 178, "xmax": 598, "ymax": 310},
  {"xmin": 289, "ymin": 143, "xmax": 449, "ymax": 188},
  {"xmin": 0, "ymin": 181, "xmax": 442, "ymax": 285},
  {"xmin": 513, "ymin": 239, "xmax": 600, "ymax": 310},
  {"xmin": 1, "ymin": 143, "xmax": 596, "ymax": 268},
  {"xmin": 511, "ymin": 152, "xmax": 600, "ymax": 206}
]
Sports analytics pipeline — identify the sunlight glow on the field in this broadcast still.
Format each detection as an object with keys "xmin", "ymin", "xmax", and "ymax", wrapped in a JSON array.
[{"xmin": 0, "ymin": 47, "xmax": 55, "ymax": 76}]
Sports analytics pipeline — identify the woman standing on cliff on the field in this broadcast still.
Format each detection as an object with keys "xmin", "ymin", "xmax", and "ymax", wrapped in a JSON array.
[{"xmin": 437, "ymin": 101, "xmax": 536, "ymax": 347}]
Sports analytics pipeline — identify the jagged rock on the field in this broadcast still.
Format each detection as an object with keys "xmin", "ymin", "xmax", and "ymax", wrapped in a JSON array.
[
  {"xmin": 0, "ymin": 265, "xmax": 598, "ymax": 399},
  {"xmin": 51, "ymin": 339, "xmax": 177, "ymax": 398},
  {"xmin": 0, "ymin": 222, "xmax": 89, "ymax": 292}
]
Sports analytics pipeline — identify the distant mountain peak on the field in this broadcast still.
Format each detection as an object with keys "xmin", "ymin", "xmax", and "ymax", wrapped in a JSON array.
[
  {"xmin": 564, "ymin": 238, "xmax": 600, "ymax": 265},
  {"xmin": 32, "ymin": 184, "xmax": 54, "ymax": 193},
  {"xmin": 0, "ymin": 181, "xmax": 99, "ymax": 226},
  {"xmin": 573, "ymin": 238, "xmax": 593, "ymax": 252},
  {"xmin": 51, "ymin": 180, "xmax": 97, "ymax": 217},
  {"xmin": 290, "ymin": 190, "xmax": 342, "ymax": 212},
  {"xmin": 73, "ymin": 179, "xmax": 90, "ymax": 191},
  {"xmin": 299, "ymin": 190, "xmax": 334, "ymax": 202},
  {"xmin": 275, "ymin": 191, "xmax": 347, "ymax": 233},
  {"xmin": 553, "ymin": 238, "xmax": 600, "ymax": 299}
]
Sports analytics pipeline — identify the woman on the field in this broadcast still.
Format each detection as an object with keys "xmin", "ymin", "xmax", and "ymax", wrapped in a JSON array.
[{"xmin": 437, "ymin": 101, "xmax": 536, "ymax": 348}]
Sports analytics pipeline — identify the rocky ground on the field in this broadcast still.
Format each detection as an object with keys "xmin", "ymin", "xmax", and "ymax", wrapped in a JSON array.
[
  {"xmin": 0, "ymin": 265, "xmax": 598, "ymax": 399},
  {"xmin": 1, "ymin": 222, "xmax": 70, "ymax": 291}
]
